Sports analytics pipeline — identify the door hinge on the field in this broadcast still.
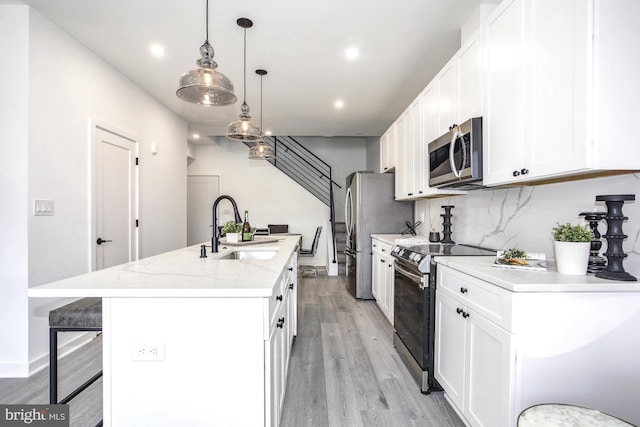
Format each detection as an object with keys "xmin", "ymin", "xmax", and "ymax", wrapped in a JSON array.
[
  {"xmin": 136, "ymin": 219, "xmax": 139, "ymax": 227},
  {"xmin": 135, "ymin": 157, "xmax": 139, "ymax": 165}
]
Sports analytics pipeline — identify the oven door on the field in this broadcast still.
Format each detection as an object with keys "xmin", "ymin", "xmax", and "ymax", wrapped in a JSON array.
[{"xmin": 393, "ymin": 258, "xmax": 428, "ymax": 370}]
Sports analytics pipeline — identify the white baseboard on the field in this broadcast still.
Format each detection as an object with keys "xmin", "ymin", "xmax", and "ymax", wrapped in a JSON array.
[{"xmin": 27, "ymin": 332, "xmax": 98, "ymax": 377}]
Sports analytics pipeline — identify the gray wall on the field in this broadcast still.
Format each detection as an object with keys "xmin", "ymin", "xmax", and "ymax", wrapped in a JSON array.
[
  {"xmin": 293, "ymin": 137, "xmax": 368, "ymax": 222},
  {"xmin": 365, "ymin": 137, "xmax": 381, "ymax": 173}
]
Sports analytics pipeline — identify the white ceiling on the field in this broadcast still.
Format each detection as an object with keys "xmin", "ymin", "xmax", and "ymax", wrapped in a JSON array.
[{"xmin": 14, "ymin": 0, "xmax": 498, "ymax": 142}]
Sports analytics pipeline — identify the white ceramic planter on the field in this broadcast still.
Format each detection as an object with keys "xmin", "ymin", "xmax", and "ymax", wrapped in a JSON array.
[
  {"xmin": 226, "ymin": 232, "xmax": 242, "ymax": 243},
  {"xmin": 553, "ymin": 241, "xmax": 590, "ymax": 275}
]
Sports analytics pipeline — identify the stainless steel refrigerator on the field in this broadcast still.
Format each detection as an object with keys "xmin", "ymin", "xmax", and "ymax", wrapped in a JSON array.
[{"xmin": 344, "ymin": 171, "xmax": 414, "ymax": 299}]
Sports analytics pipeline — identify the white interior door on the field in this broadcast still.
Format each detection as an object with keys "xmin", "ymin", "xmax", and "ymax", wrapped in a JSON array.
[
  {"xmin": 187, "ymin": 175, "xmax": 220, "ymax": 246},
  {"xmin": 93, "ymin": 125, "xmax": 137, "ymax": 270}
]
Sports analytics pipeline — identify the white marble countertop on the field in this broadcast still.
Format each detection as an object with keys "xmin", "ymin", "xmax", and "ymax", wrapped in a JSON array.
[
  {"xmin": 435, "ymin": 256, "xmax": 640, "ymax": 292},
  {"xmin": 28, "ymin": 236, "xmax": 300, "ymax": 298},
  {"xmin": 371, "ymin": 234, "xmax": 427, "ymax": 246}
]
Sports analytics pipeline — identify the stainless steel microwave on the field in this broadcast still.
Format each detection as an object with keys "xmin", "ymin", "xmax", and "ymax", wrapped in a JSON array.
[{"xmin": 428, "ymin": 117, "xmax": 483, "ymax": 189}]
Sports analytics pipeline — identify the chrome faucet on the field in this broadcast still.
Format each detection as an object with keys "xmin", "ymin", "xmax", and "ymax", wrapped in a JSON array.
[{"xmin": 212, "ymin": 195, "xmax": 242, "ymax": 253}]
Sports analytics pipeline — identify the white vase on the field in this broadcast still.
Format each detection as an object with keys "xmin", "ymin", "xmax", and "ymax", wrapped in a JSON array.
[
  {"xmin": 226, "ymin": 232, "xmax": 241, "ymax": 243},
  {"xmin": 553, "ymin": 241, "xmax": 590, "ymax": 275}
]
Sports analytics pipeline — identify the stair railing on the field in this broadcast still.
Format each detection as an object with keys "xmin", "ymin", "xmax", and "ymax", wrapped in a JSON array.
[{"xmin": 245, "ymin": 136, "xmax": 340, "ymax": 265}]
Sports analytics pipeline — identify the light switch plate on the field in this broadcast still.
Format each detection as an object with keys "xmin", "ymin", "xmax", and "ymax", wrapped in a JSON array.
[{"xmin": 34, "ymin": 199, "xmax": 54, "ymax": 216}]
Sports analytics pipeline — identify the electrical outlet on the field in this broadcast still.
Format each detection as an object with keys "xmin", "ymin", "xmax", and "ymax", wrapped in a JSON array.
[{"xmin": 132, "ymin": 341, "xmax": 164, "ymax": 361}]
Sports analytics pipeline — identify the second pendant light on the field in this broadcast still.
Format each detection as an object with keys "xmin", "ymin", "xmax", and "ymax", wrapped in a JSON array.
[{"xmin": 226, "ymin": 18, "xmax": 261, "ymax": 142}]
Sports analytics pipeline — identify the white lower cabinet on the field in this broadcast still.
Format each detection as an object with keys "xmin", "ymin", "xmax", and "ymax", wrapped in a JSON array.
[
  {"xmin": 266, "ymin": 253, "xmax": 297, "ymax": 427},
  {"xmin": 435, "ymin": 264, "xmax": 515, "ymax": 427},
  {"xmin": 435, "ymin": 263, "xmax": 640, "ymax": 427},
  {"xmin": 371, "ymin": 238, "xmax": 394, "ymax": 324},
  {"xmin": 435, "ymin": 288, "xmax": 513, "ymax": 427}
]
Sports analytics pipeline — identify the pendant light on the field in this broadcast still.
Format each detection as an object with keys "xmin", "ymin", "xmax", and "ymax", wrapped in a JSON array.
[
  {"xmin": 226, "ymin": 18, "xmax": 262, "ymax": 142},
  {"xmin": 176, "ymin": 0, "xmax": 236, "ymax": 106},
  {"xmin": 249, "ymin": 69, "xmax": 275, "ymax": 159}
]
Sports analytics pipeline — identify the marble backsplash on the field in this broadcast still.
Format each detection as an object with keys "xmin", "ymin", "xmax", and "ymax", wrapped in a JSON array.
[{"xmin": 415, "ymin": 173, "xmax": 640, "ymax": 277}]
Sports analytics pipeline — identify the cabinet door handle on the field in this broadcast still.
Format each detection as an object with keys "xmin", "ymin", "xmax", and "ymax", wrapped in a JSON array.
[
  {"xmin": 407, "ymin": 193, "xmax": 413, "ymax": 196},
  {"xmin": 277, "ymin": 317, "xmax": 285, "ymax": 328},
  {"xmin": 289, "ymin": 283, "xmax": 294, "ymax": 289},
  {"xmin": 380, "ymin": 259, "xmax": 386, "ymax": 263},
  {"xmin": 460, "ymin": 287, "xmax": 468, "ymax": 294},
  {"xmin": 288, "ymin": 267, "xmax": 293, "ymax": 271},
  {"xmin": 276, "ymin": 294, "xmax": 283, "ymax": 301},
  {"xmin": 513, "ymin": 170, "xmax": 521, "ymax": 177},
  {"xmin": 462, "ymin": 312, "xmax": 470, "ymax": 319},
  {"xmin": 521, "ymin": 168, "xmax": 529, "ymax": 175},
  {"xmin": 388, "ymin": 264, "xmax": 393, "ymax": 268},
  {"xmin": 456, "ymin": 307, "xmax": 463, "ymax": 314}
]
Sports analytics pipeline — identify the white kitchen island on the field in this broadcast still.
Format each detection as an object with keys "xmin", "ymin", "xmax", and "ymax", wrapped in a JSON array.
[
  {"xmin": 433, "ymin": 256, "xmax": 640, "ymax": 427},
  {"xmin": 29, "ymin": 236, "xmax": 300, "ymax": 427}
]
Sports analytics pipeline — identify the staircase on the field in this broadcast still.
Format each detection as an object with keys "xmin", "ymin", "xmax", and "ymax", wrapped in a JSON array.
[
  {"xmin": 334, "ymin": 222, "xmax": 347, "ymax": 275},
  {"xmin": 244, "ymin": 136, "xmax": 342, "ymax": 270}
]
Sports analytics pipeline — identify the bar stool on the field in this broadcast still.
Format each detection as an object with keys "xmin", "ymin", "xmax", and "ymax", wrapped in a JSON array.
[
  {"xmin": 518, "ymin": 404, "xmax": 634, "ymax": 427},
  {"xmin": 299, "ymin": 226, "xmax": 322, "ymax": 276},
  {"xmin": 49, "ymin": 297, "xmax": 103, "ymax": 404}
]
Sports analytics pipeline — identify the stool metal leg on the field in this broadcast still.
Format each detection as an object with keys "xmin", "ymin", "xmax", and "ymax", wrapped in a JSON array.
[
  {"xmin": 49, "ymin": 326, "xmax": 103, "ymax": 404},
  {"xmin": 49, "ymin": 327, "xmax": 58, "ymax": 404}
]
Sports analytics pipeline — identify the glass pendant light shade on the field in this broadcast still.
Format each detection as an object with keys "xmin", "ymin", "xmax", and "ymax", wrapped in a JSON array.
[
  {"xmin": 176, "ymin": 1, "xmax": 236, "ymax": 106},
  {"xmin": 177, "ymin": 42, "xmax": 236, "ymax": 106},
  {"xmin": 226, "ymin": 101, "xmax": 262, "ymax": 141},
  {"xmin": 226, "ymin": 18, "xmax": 262, "ymax": 142},
  {"xmin": 249, "ymin": 141, "xmax": 275, "ymax": 159}
]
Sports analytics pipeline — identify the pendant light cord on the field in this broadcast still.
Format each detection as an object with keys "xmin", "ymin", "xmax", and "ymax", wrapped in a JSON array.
[
  {"xmin": 243, "ymin": 27, "xmax": 247, "ymax": 104},
  {"xmin": 205, "ymin": 0, "xmax": 209, "ymax": 42},
  {"xmin": 260, "ymin": 74, "xmax": 263, "ymax": 129}
]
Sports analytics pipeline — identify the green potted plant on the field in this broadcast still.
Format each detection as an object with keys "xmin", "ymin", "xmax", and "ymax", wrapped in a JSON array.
[
  {"xmin": 221, "ymin": 220, "xmax": 242, "ymax": 243},
  {"xmin": 552, "ymin": 222, "xmax": 594, "ymax": 275}
]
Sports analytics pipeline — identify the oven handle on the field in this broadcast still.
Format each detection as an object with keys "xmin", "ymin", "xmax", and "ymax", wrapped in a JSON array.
[{"xmin": 394, "ymin": 260, "xmax": 425, "ymax": 290}]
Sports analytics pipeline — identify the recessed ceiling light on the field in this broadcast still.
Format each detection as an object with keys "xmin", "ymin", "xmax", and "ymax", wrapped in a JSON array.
[
  {"xmin": 192, "ymin": 133, "xmax": 200, "ymax": 139},
  {"xmin": 335, "ymin": 100, "xmax": 344, "ymax": 109},
  {"xmin": 345, "ymin": 47, "xmax": 359, "ymax": 60},
  {"xmin": 264, "ymin": 130, "xmax": 272, "ymax": 136},
  {"xmin": 150, "ymin": 44, "xmax": 165, "ymax": 57}
]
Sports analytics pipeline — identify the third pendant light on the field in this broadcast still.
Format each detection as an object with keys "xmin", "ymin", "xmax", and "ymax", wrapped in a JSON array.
[
  {"xmin": 226, "ymin": 18, "xmax": 262, "ymax": 142},
  {"xmin": 249, "ymin": 69, "xmax": 275, "ymax": 159}
]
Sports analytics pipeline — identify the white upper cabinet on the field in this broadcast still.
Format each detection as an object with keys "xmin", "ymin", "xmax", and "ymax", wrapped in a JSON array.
[
  {"xmin": 483, "ymin": 0, "xmax": 640, "ymax": 186},
  {"xmin": 457, "ymin": 30, "xmax": 483, "ymax": 125},
  {"xmin": 379, "ymin": 125, "xmax": 397, "ymax": 173},
  {"xmin": 436, "ymin": 59, "xmax": 459, "ymax": 136}
]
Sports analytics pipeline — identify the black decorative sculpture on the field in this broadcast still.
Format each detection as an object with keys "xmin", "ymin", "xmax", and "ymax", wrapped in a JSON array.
[
  {"xmin": 595, "ymin": 194, "xmax": 637, "ymax": 281},
  {"xmin": 578, "ymin": 211, "xmax": 606, "ymax": 273},
  {"xmin": 441, "ymin": 205, "xmax": 455, "ymax": 244}
]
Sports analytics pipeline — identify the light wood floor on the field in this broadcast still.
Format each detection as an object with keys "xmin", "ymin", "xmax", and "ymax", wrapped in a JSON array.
[
  {"xmin": 0, "ymin": 274, "xmax": 464, "ymax": 427},
  {"xmin": 280, "ymin": 273, "xmax": 465, "ymax": 427},
  {"xmin": 0, "ymin": 334, "xmax": 103, "ymax": 426}
]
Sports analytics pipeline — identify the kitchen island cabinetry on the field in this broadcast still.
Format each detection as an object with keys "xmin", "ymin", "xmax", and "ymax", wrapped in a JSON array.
[
  {"xmin": 267, "ymin": 253, "xmax": 297, "ymax": 427},
  {"xmin": 29, "ymin": 236, "xmax": 301, "ymax": 427},
  {"xmin": 371, "ymin": 237, "xmax": 394, "ymax": 324},
  {"xmin": 483, "ymin": 0, "xmax": 640, "ymax": 186},
  {"xmin": 434, "ymin": 258, "xmax": 640, "ymax": 427}
]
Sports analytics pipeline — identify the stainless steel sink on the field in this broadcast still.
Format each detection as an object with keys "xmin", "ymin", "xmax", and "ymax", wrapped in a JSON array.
[{"xmin": 219, "ymin": 250, "xmax": 278, "ymax": 260}]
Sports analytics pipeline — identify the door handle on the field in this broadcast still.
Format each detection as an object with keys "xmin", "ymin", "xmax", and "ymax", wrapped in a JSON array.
[{"xmin": 96, "ymin": 238, "xmax": 112, "ymax": 245}]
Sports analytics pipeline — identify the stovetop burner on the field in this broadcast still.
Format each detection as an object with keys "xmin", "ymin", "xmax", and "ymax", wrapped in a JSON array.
[{"xmin": 391, "ymin": 242, "xmax": 496, "ymax": 273}]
